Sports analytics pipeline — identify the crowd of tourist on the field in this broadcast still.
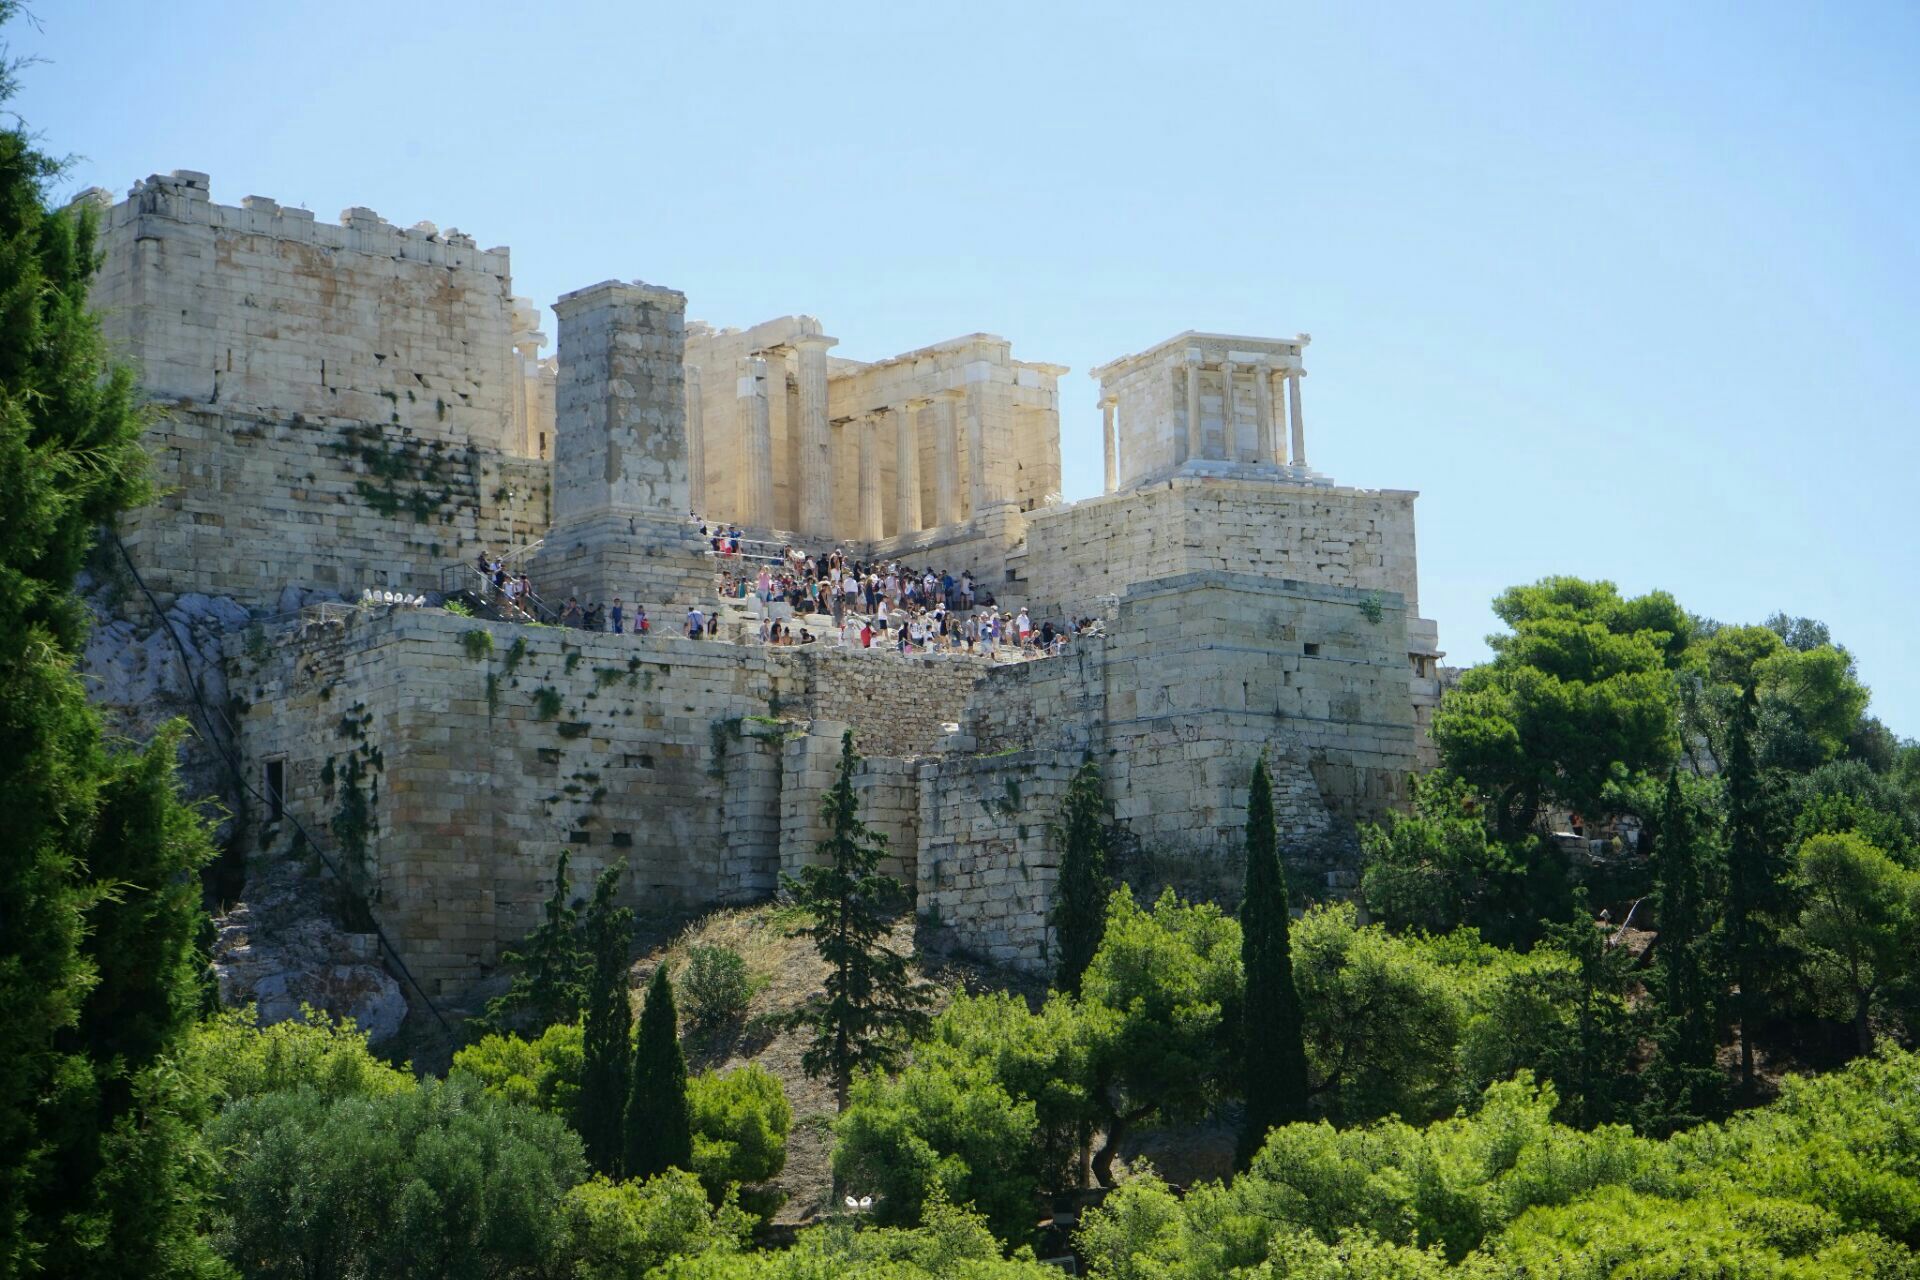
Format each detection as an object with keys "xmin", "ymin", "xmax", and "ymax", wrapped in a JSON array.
[{"xmin": 468, "ymin": 534, "xmax": 1099, "ymax": 663}]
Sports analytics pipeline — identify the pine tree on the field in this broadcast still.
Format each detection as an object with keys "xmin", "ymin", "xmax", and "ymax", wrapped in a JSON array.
[
  {"xmin": 1050, "ymin": 759, "xmax": 1112, "ymax": 996},
  {"xmin": 478, "ymin": 849, "xmax": 585, "ymax": 1035},
  {"xmin": 1723, "ymin": 685, "xmax": 1780, "ymax": 1094},
  {"xmin": 576, "ymin": 861, "xmax": 632, "ymax": 1175},
  {"xmin": 0, "ymin": 19, "xmax": 223, "ymax": 1269},
  {"xmin": 1237, "ymin": 753, "xmax": 1310, "ymax": 1168},
  {"xmin": 624, "ymin": 964, "xmax": 692, "ymax": 1180},
  {"xmin": 783, "ymin": 730, "xmax": 930, "ymax": 1106}
]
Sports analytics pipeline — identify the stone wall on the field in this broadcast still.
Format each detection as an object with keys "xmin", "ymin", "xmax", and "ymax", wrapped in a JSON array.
[
  {"xmin": 119, "ymin": 407, "xmax": 549, "ymax": 607},
  {"xmin": 916, "ymin": 753, "xmax": 1075, "ymax": 972},
  {"xmin": 1020, "ymin": 476, "xmax": 1423, "ymax": 624},
  {"xmin": 93, "ymin": 171, "xmax": 520, "ymax": 454}
]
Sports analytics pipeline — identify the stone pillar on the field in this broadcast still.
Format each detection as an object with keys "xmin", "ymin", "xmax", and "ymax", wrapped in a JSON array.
[
  {"xmin": 1219, "ymin": 359, "xmax": 1238, "ymax": 461},
  {"xmin": 1288, "ymin": 371, "xmax": 1307, "ymax": 469},
  {"xmin": 932, "ymin": 391, "xmax": 962, "ymax": 527},
  {"xmin": 965, "ymin": 386, "xmax": 989, "ymax": 515},
  {"xmin": 1101, "ymin": 395, "xmax": 1118, "ymax": 493},
  {"xmin": 794, "ymin": 335, "xmax": 836, "ymax": 538},
  {"xmin": 738, "ymin": 355, "xmax": 775, "ymax": 528},
  {"xmin": 551, "ymin": 279, "xmax": 689, "ymax": 523},
  {"xmin": 1184, "ymin": 347, "xmax": 1204, "ymax": 464},
  {"xmin": 894, "ymin": 401, "xmax": 923, "ymax": 535},
  {"xmin": 1253, "ymin": 357, "xmax": 1276, "ymax": 465},
  {"xmin": 685, "ymin": 364, "xmax": 705, "ymax": 513},
  {"xmin": 858, "ymin": 414, "xmax": 885, "ymax": 541}
]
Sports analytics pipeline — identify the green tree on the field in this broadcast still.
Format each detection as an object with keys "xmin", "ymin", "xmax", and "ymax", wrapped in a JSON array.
[
  {"xmin": 578, "ymin": 861, "xmax": 633, "ymax": 1174},
  {"xmin": 209, "ymin": 1075, "xmax": 583, "ymax": 1279},
  {"xmin": 1430, "ymin": 576, "xmax": 1683, "ymax": 837},
  {"xmin": 1641, "ymin": 769, "xmax": 1724, "ymax": 1133},
  {"xmin": 783, "ymin": 731, "xmax": 929, "ymax": 1104},
  {"xmin": 626, "ymin": 964, "xmax": 693, "ymax": 1181},
  {"xmin": 1049, "ymin": 759, "xmax": 1111, "ymax": 996},
  {"xmin": 1791, "ymin": 832, "xmax": 1920, "ymax": 1054},
  {"xmin": 0, "ymin": 28, "xmax": 226, "ymax": 1268},
  {"xmin": 449, "ymin": 1021, "xmax": 583, "ymax": 1123},
  {"xmin": 553, "ymin": 1170, "xmax": 748, "ymax": 1280},
  {"xmin": 688, "ymin": 1065, "xmax": 792, "ymax": 1209},
  {"xmin": 1238, "ymin": 753, "xmax": 1309, "ymax": 1168},
  {"xmin": 1527, "ymin": 894, "xmax": 1641, "ymax": 1127},
  {"xmin": 1723, "ymin": 686, "xmax": 1783, "ymax": 1093},
  {"xmin": 1081, "ymin": 888, "xmax": 1241, "ymax": 1184},
  {"xmin": 477, "ymin": 849, "xmax": 585, "ymax": 1036}
]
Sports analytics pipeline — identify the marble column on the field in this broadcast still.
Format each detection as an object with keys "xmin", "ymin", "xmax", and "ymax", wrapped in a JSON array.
[
  {"xmin": 1288, "ymin": 371, "xmax": 1307, "ymax": 469},
  {"xmin": 1253, "ymin": 357, "xmax": 1276, "ymax": 465},
  {"xmin": 1219, "ymin": 359, "xmax": 1238, "ymax": 460},
  {"xmin": 794, "ymin": 335, "xmax": 835, "ymax": 538},
  {"xmin": 932, "ymin": 391, "xmax": 962, "ymax": 526},
  {"xmin": 1101, "ymin": 395, "xmax": 1118, "ymax": 493},
  {"xmin": 894, "ymin": 402, "xmax": 923, "ymax": 534},
  {"xmin": 685, "ymin": 364, "xmax": 705, "ymax": 514},
  {"xmin": 739, "ymin": 355, "xmax": 774, "ymax": 528},
  {"xmin": 858, "ymin": 414, "xmax": 885, "ymax": 541},
  {"xmin": 965, "ymin": 385, "xmax": 988, "ymax": 514},
  {"xmin": 1184, "ymin": 347, "xmax": 1204, "ymax": 464}
]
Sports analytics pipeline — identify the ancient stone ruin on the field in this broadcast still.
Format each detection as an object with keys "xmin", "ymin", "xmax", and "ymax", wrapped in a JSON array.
[{"xmin": 81, "ymin": 170, "xmax": 1448, "ymax": 1029}]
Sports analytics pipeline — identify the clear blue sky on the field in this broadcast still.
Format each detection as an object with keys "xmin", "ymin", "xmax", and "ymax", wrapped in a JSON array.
[{"xmin": 21, "ymin": 1, "xmax": 1918, "ymax": 734}]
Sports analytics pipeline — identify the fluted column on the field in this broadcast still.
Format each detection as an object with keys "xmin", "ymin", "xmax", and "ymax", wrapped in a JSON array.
[
  {"xmin": 1219, "ymin": 359, "xmax": 1238, "ymax": 460},
  {"xmin": 1288, "ymin": 371, "xmax": 1307, "ymax": 469},
  {"xmin": 858, "ymin": 413, "xmax": 884, "ymax": 541},
  {"xmin": 1101, "ymin": 395, "xmax": 1117, "ymax": 493},
  {"xmin": 739, "ymin": 355, "xmax": 774, "ymax": 527},
  {"xmin": 1253, "ymin": 357, "xmax": 1276, "ymax": 465},
  {"xmin": 1184, "ymin": 347, "xmax": 1203, "ymax": 464},
  {"xmin": 894, "ymin": 401, "xmax": 923, "ymax": 534},
  {"xmin": 931, "ymin": 391, "xmax": 962, "ymax": 526},
  {"xmin": 794, "ymin": 334, "xmax": 835, "ymax": 538},
  {"xmin": 686, "ymin": 364, "xmax": 705, "ymax": 513}
]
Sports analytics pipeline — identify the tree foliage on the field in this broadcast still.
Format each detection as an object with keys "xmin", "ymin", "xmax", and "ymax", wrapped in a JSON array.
[
  {"xmin": 1238, "ymin": 753, "xmax": 1309, "ymax": 1167},
  {"xmin": 626, "ymin": 964, "xmax": 693, "ymax": 1181},
  {"xmin": 577, "ymin": 861, "xmax": 632, "ymax": 1175},
  {"xmin": 1431, "ymin": 576, "xmax": 1684, "ymax": 836},
  {"xmin": 1790, "ymin": 831, "xmax": 1920, "ymax": 1054},
  {"xmin": 1050, "ymin": 760, "xmax": 1112, "ymax": 997},
  {"xmin": 688, "ymin": 1064, "xmax": 792, "ymax": 1209},
  {"xmin": 783, "ymin": 731, "xmax": 929, "ymax": 1103}
]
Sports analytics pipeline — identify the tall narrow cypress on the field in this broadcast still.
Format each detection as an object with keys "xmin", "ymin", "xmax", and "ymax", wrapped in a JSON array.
[
  {"xmin": 1642, "ymin": 770, "xmax": 1723, "ymax": 1132},
  {"xmin": 1051, "ymin": 759, "xmax": 1112, "ymax": 996},
  {"xmin": 577, "ymin": 861, "xmax": 632, "ymax": 1175},
  {"xmin": 1237, "ymin": 753, "xmax": 1310, "ymax": 1169},
  {"xmin": 1723, "ymin": 686, "xmax": 1776, "ymax": 1094},
  {"xmin": 624, "ymin": 964, "xmax": 691, "ymax": 1180}
]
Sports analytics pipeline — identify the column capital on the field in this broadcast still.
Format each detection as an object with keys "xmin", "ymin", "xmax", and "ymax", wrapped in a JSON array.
[
  {"xmin": 1185, "ymin": 346, "xmax": 1205, "ymax": 365},
  {"xmin": 1100, "ymin": 393, "xmax": 1118, "ymax": 409},
  {"xmin": 794, "ymin": 333, "xmax": 839, "ymax": 352}
]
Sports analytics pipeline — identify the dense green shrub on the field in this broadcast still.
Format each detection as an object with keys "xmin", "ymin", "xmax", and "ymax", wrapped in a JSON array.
[
  {"xmin": 553, "ymin": 1169, "xmax": 749, "ymax": 1279},
  {"xmin": 689, "ymin": 1064, "xmax": 792, "ymax": 1206},
  {"xmin": 684, "ymin": 944, "xmax": 754, "ymax": 1028},
  {"xmin": 452, "ymin": 1020, "xmax": 585, "ymax": 1124}
]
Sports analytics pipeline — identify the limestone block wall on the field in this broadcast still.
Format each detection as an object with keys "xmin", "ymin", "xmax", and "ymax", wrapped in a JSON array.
[
  {"xmin": 916, "ymin": 753, "xmax": 1075, "ymax": 973},
  {"xmin": 779, "ymin": 725, "xmax": 920, "ymax": 886},
  {"xmin": 1020, "ymin": 477, "xmax": 1423, "ymax": 624},
  {"xmin": 118, "ymin": 407, "xmax": 549, "ymax": 608},
  {"xmin": 92, "ymin": 171, "xmax": 520, "ymax": 454},
  {"xmin": 778, "ymin": 648, "xmax": 984, "ymax": 755}
]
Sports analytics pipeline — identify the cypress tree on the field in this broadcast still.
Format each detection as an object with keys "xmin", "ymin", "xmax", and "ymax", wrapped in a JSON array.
[
  {"xmin": 624, "ymin": 964, "xmax": 692, "ymax": 1180},
  {"xmin": 0, "ymin": 22, "xmax": 223, "ymax": 1269},
  {"xmin": 1050, "ymin": 759, "xmax": 1112, "ymax": 996},
  {"xmin": 1642, "ymin": 769, "xmax": 1724, "ymax": 1132},
  {"xmin": 783, "ymin": 730, "xmax": 930, "ymax": 1105},
  {"xmin": 477, "ymin": 849, "xmax": 584, "ymax": 1035},
  {"xmin": 577, "ymin": 861, "xmax": 632, "ymax": 1175},
  {"xmin": 1723, "ymin": 686, "xmax": 1778, "ymax": 1094},
  {"xmin": 1237, "ymin": 752, "xmax": 1310, "ymax": 1169}
]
